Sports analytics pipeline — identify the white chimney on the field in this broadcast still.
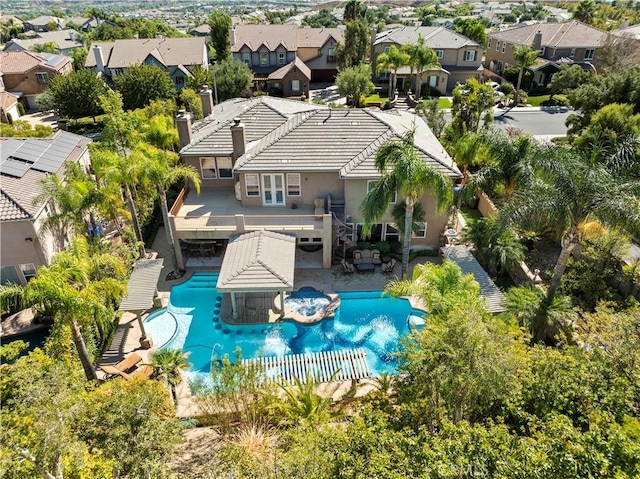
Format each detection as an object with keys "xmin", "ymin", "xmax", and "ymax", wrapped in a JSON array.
[
  {"xmin": 68, "ymin": 30, "xmax": 75, "ymax": 41},
  {"xmin": 176, "ymin": 110, "xmax": 193, "ymax": 148},
  {"xmin": 93, "ymin": 45, "xmax": 105, "ymax": 74}
]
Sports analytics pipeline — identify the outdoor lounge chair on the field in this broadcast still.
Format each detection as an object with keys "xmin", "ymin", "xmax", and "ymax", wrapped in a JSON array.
[
  {"xmin": 341, "ymin": 259, "xmax": 355, "ymax": 273},
  {"xmin": 101, "ymin": 364, "xmax": 154, "ymax": 381},
  {"xmin": 382, "ymin": 258, "xmax": 396, "ymax": 273},
  {"xmin": 100, "ymin": 352, "xmax": 143, "ymax": 379}
]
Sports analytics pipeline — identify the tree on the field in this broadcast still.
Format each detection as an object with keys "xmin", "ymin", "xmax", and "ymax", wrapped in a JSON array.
[
  {"xmin": 375, "ymin": 45, "xmax": 409, "ymax": 95},
  {"xmin": 574, "ymin": 0, "xmax": 597, "ymax": 23},
  {"xmin": 344, "ymin": 0, "xmax": 367, "ymax": 22},
  {"xmin": 512, "ymin": 45, "xmax": 538, "ymax": 105},
  {"xmin": 594, "ymin": 32, "xmax": 640, "ymax": 75},
  {"xmin": 68, "ymin": 47, "xmax": 88, "ymax": 71},
  {"xmin": 150, "ymin": 348, "xmax": 191, "ymax": 405},
  {"xmin": 335, "ymin": 63, "xmax": 375, "ymax": 107},
  {"xmin": 213, "ymin": 59, "xmax": 252, "ymax": 102},
  {"xmin": 498, "ymin": 140, "xmax": 640, "ymax": 308},
  {"xmin": 47, "ymin": 68, "xmax": 106, "ymax": 119},
  {"xmin": 452, "ymin": 17, "xmax": 488, "ymax": 46},
  {"xmin": 185, "ymin": 64, "xmax": 213, "ymax": 92},
  {"xmin": 448, "ymin": 79, "xmax": 496, "ymax": 138},
  {"xmin": 113, "ymin": 63, "xmax": 175, "ymax": 110},
  {"xmin": 360, "ymin": 131, "xmax": 453, "ymax": 278},
  {"xmin": 335, "ymin": 19, "xmax": 370, "ymax": 69},
  {"xmin": 548, "ymin": 64, "xmax": 592, "ymax": 95},
  {"xmin": 208, "ymin": 10, "xmax": 232, "ymax": 60},
  {"xmin": 32, "ymin": 41, "xmax": 60, "ymax": 53},
  {"xmin": 574, "ymin": 103, "xmax": 640, "ymax": 151},
  {"xmin": 179, "ymin": 88, "xmax": 203, "ymax": 120},
  {"xmin": 132, "ymin": 144, "xmax": 201, "ymax": 277},
  {"xmin": 403, "ymin": 34, "xmax": 439, "ymax": 95},
  {"xmin": 416, "ymin": 99, "xmax": 446, "ymax": 137}
]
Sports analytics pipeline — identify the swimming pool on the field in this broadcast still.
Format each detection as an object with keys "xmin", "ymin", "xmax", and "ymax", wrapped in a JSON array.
[{"xmin": 144, "ymin": 272, "xmax": 423, "ymax": 379}]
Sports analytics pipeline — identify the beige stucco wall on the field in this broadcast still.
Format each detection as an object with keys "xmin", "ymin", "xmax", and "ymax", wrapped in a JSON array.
[
  {"xmin": 184, "ymin": 156, "xmax": 236, "ymax": 189},
  {"xmin": 239, "ymin": 172, "xmax": 343, "ymax": 208},
  {"xmin": 0, "ymin": 220, "xmax": 47, "ymax": 285}
]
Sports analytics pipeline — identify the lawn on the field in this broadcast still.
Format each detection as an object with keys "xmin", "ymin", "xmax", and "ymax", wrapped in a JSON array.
[
  {"xmin": 364, "ymin": 94, "xmax": 388, "ymax": 106},
  {"xmin": 459, "ymin": 205, "xmax": 483, "ymax": 223},
  {"xmin": 437, "ymin": 97, "xmax": 451, "ymax": 109},
  {"xmin": 526, "ymin": 95, "xmax": 550, "ymax": 107}
]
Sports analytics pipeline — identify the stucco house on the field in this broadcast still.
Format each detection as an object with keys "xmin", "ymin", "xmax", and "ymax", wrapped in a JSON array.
[
  {"xmin": 3, "ymin": 29, "xmax": 84, "ymax": 56},
  {"xmin": 0, "ymin": 50, "xmax": 73, "ymax": 109},
  {"xmin": 85, "ymin": 37, "xmax": 208, "ymax": 92},
  {"xmin": 169, "ymin": 93, "xmax": 461, "ymax": 270},
  {"xmin": 230, "ymin": 24, "xmax": 343, "ymax": 97},
  {"xmin": 0, "ymin": 131, "xmax": 91, "ymax": 286},
  {"xmin": 484, "ymin": 21, "xmax": 607, "ymax": 86},
  {"xmin": 371, "ymin": 26, "xmax": 484, "ymax": 95}
]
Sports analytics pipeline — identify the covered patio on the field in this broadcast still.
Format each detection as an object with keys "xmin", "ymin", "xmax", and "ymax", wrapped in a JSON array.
[{"xmin": 217, "ymin": 231, "xmax": 296, "ymax": 324}]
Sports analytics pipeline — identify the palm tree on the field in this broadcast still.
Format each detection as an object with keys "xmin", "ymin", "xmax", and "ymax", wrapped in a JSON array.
[
  {"xmin": 499, "ymin": 140, "xmax": 640, "ymax": 304},
  {"xmin": 376, "ymin": 45, "xmax": 410, "ymax": 96},
  {"xmin": 134, "ymin": 144, "xmax": 201, "ymax": 278},
  {"xmin": 574, "ymin": 0, "xmax": 597, "ymax": 24},
  {"xmin": 361, "ymin": 131, "xmax": 453, "ymax": 278},
  {"xmin": 23, "ymin": 237, "xmax": 126, "ymax": 380},
  {"xmin": 403, "ymin": 35, "xmax": 440, "ymax": 97},
  {"xmin": 512, "ymin": 45, "xmax": 539, "ymax": 105},
  {"xmin": 150, "ymin": 348, "xmax": 191, "ymax": 405}
]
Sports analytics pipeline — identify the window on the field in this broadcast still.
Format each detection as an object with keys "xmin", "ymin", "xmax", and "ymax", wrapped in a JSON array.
[
  {"xmin": 19, "ymin": 263, "xmax": 37, "ymax": 282},
  {"xmin": 384, "ymin": 46, "xmax": 390, "ymax": 54},
  {"xmin": 356, "ymin": 223, "xmax": 383, "ymax": 243},
  {"xmin": 245, "ymin": 174, "xmax": 260, "ymax": 197},
  {"xmin": 175, "ymin": 76, "xmax": 185, "ymax": 85},
  {"xmin": 429, "ymin": 75, "xmax": 438, "ymax": 87},
  {"xmin": 496, "ymin": 41, "xmax": 500, "ymax": 51},
  {"xmin": 384, "ymin": 223, "xmax": 400, "ymax": 243},
  {"xmin": 367, "ymin": 180, "xmax": 396, "ymax": 203},
  {"xmin": 436, "ymin": 49, "xmax": 444, "ymax": 59},
  {"xmin": 412, "ymin": 222, "xmax": 427, "ymax": 238},
  {"xmin": 487, "ymin": 38, "xmax": 492, "ymax": 49},
  {"xmin": 585, "ymin": 48, "xmax": 594, "ymax": 60},
  {"xmin": 36, "ymin": 72, "xmax": 49, "ymax": 84},
  {"xmin": 464, "ymin": 50, "xmax": 477, "ymax": 62},
  {"xmin": 278, "ymin": 52, "xmax": 286, "ymax": 65},
  {"xmin": 0, "ymin": 265, "xmax": 20, "ymax": 285},
  {"xmin": 262, "ymin": 174, "xmax": 285, "ymax": 205},
  {"xmin": 200, "ymin": 157, "xmax": 232, "ymax": 179},
  {"xmin": 327, "ymin": 47, "xmax": 335, "ymax": 62},
  {"xmin": 570, "ymin": 48, "xmax": 576, "ymax": 58},
  {"xmin": 291, "ymin": 79, "xmax": 300, "ymax": 91},
  {"xmin": 260, "ymin": 51, "xmax": 268, "ymax": 66},
  {"xmin": 501, "ymin": 43, "xmax": 506, "ymax": 53},
  {"xmin": 242, "ymin": 52, "xmax": 251, "ymax": 65},
  {"xmin": 540, "ymin": 46, "xmax": 546, "ymax": 56},
  {"xmin": 200, "ymin": 157, "xmax": 217, "ymax": 179},
  {"xmin": 286, "ymin": 173, "xmax": 300, "ymax": 196},
  {"xmin": 380, "ymin": 70, "xmax": 390, "ymax": 79},
  {"xmin": 344, "ymin": 222, "xmax": 355, "ymax": 243},
  {"xmin": 217, "ymin": 157, "xmax": 233, "ymax": 178}
]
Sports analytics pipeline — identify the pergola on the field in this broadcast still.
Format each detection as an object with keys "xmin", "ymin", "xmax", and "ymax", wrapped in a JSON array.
[
  {"xmin": 216, "ymin": 231, "xmax": 296, "ymax": 321},
  {"xmin": 118, "ymin": 258, "xmax": 165, "ymax": 348}
]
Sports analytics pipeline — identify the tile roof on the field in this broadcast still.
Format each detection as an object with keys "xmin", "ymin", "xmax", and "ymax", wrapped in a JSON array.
[
  {"xmin": 374, "ymin": 26, "xmax": 479, "ymax": 48},
  {"xmin": 0, "ymin": 50, "xmax": 71, "ymax": 74},
  {"xmin": 85, "ymin": 37, "xmax": 206, "ymax": 69},
  {"xmin": 442, "ymin": 245, "xmax": 506, "ymax": 313},
  {"xmin": 489, "ymin": 21, "xmax": 607, "ymax": 48},
  {"xmin": 232, "ymin": 24, "xmax": 298, "ymax": 52},
  {"xmin": 0, "ymin": 91, "xmax": 19, "ymax": 110},
  {"xmin": 181, "ymin": 96, "xmax": 461, "ymax": 179},
  {"xmin": 296, "ymin": 27, "xmax": 344, "ymax": 48},
  {"xmin": 217, "ymin": 231, "xmax": 296, "ymax": 292},
  {"xmin": 0, "ymin": 131, "xmax": 90, "ymax": 221},
  {"xmin": 8, "ymin": 30, "xmax": 83, "ymax": 52},
  {"xmin": 267, "ymin": 57, "xmax": 311, "ymax": 80}
]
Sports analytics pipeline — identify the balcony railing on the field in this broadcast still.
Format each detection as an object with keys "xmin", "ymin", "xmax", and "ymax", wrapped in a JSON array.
[{"xmin": 172, "ymin": 214, "xmax": 324, "ymax": 232}]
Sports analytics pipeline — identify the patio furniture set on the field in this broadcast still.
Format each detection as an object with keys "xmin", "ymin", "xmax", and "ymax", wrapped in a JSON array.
[{"xmin": 341, "ymin": 248, "xmax": 396, "ymax": 274}]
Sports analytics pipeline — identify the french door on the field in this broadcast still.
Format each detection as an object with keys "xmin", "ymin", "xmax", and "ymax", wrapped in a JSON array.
[{"xmin": 262, "ymin": 174, "xmax": 285, "ymax": 206}]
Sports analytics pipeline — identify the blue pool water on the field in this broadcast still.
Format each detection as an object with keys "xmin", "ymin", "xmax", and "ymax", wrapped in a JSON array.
[{"xmin": 144, "ymin": 272, "xmax": 423, "ymax": 380}]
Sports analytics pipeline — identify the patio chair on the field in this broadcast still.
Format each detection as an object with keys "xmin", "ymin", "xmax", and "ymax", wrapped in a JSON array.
[
  {"xmin": 382, "ymin": 258, "xmax": 396, "ymax": 274},
  {"xmin": 100, "ymin": 353, "xmax": 143, "ymax": 379},
  {"xmin": 341, "ymin": 259, "xmax": 355, "ymax": 273},
  {"xmin": 101, "ymin": 364, "xmax": 154, "ymax": 381}
]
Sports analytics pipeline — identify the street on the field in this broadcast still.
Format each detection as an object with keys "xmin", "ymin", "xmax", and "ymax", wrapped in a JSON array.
[{"xmin": 444, "ymin": 106, "xmax": 572, "ymax": 138}]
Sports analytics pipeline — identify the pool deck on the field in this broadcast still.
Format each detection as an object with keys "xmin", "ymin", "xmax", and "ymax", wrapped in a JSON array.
[{"xmin": 100, "ymin": 226, "xmax": 441, "ymax": 416}]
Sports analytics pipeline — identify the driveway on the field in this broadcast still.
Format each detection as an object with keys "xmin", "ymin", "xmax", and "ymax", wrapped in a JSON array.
[{"xmin": 19, "ymin": 110, "xmax": 58, "ymax": 129}]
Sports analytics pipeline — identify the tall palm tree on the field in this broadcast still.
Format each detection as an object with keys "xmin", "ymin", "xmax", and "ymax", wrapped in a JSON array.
[
  {"xmin": 360, "ymin": 131, "xmax": 453, "ymax": 278},
  {"xmin": 512, "ymin": 45, "xmax": 539, "ymax": 105},
  {"xmin": 403, "ymin": 34, "xmax": 440, "ymax": 96},
  {"xmin": 134, "ymin": 144, "xmax": 201, "ymax": 278},
  {"xmin": 499, "ymin": 140, "xmax": 640, "ymax": 304},
  {"xmin": 23, "ymin": 237, "xmax": 126, "ymax": 380},
  {"xmin": 150, "ymin": 348, "xmax": 191, "ymax": 405},
  {"xmin": 376, "ymin": 45, "xmax": 410, "ymax": 96}
]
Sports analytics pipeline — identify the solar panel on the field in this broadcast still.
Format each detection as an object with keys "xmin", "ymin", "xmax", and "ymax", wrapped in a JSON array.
[
  {"xmin": 0, "ymin": 158, "xmax": 32, "ymax": 178},
  {"xmin": 11, "ymin": 142, "xmax": 49, "ymax": 162},
  {"xmin": 31, "ymin": 133, "xmax": 79, "ymax": 173},
  {"xmin": 0, "ymin": 139, "xmax": 23, "ymax": 161}
]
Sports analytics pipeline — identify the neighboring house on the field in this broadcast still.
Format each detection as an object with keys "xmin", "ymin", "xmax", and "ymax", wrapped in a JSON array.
[
  {"xmin": 189, "ymin": 24, "xmax": 211, "ymax": 37},
  {"xmin": 611, "ymin": 21, "xmax": 640, "ymax": 40},
  {"xmin": 372, "ymin": 26, "xmax": 484, "ymax": 95},
  {"xmin": 0, "ymin": 88, "xmax": 21, "ymax": 124},
  {"xmin": 0, "ymin": 50, "xmax": 73, "ymax": 109},
  {"xmin": 85, "ymin": 37, "xmax": 208, "ymax": 92},
  {"xmin": 484, "ymin": 21, "xmax": 607, "ymax": 86},
  {"xmin": 0, "ymin": 131, "xmax": 91, "ymax": 286},
  {"xmin": 23, "ymin": 16, "xmax": 64, "ymax": 32},
  {"xmin": 170, "ymin": 95, "xmax": 461, "ymax": 270},
  {"xmin": 230, "ymin": 24, "xmax": 343, "ymax": 95},
  {"xmin": 3, "ymin": 29, "xmax": 83, "ymax": 56}
]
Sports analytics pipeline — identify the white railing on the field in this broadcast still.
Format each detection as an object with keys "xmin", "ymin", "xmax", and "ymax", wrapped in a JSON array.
[
  {"xmin": 244, "ymin": 215, "xmax": 322, "ymax": 230},
  {"xmin": 173, "ymin": 214, "xmax": 324, "ymax": 232},
  {"xmin": 173, "ymin": 216, "xmax": 236, "ymax": 231}
]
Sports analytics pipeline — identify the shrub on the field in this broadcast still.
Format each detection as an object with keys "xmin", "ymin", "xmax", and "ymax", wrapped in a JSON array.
[
  {"xmin": 6, "ymin": 113, "xmax": 13, "ymax": 125},
  {"xmin": 500, "ymin": 82, "xmax": 515, "ymax": 95},
  {"xmin": 541, "ymin": 95, "xmax": 570, "ymax": 107},
  {"xmin": 17, "ymin": 103, "xmax": 26, "ymax": 116}
]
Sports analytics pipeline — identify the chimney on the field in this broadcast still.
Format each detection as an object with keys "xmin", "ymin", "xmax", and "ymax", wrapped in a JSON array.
[
  {"xmin": 230, "ymin": 118, "xmax": 246, "ymax": 163},
  {"xmin": 620, "ymin": 18, "xmax": 630, "ymax": 29},
  {"xmin": 532, "ymin": 30, "xmax": 542, "ymax": 52},
  {"xmin": 93, "ymin": 44, "xmax": 105, "ymax": 74},
  {"xmin": 229, "ymin": 26, "xmax": 236, "ymax": 47},
  {"xmin": 68, "ymin": 30, "xmax": 75, "ymax": 41},
  {"xmin": 199, "ymin": 85, "xmax": 214, "ymax": 117},
  {"xmin": 176, "ymin": 110, "xmax": 193, "ymax": 148}
]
